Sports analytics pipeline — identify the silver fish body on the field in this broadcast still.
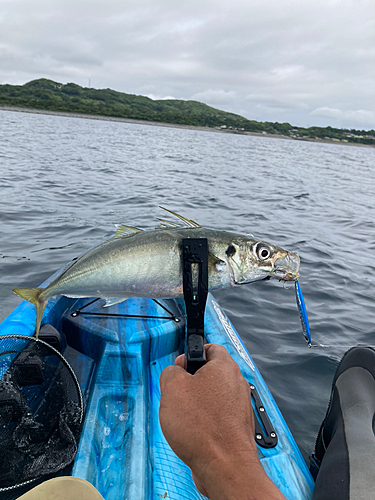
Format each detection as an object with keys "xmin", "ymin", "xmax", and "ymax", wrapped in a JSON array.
[
  {"xmin": 13, "ymin": 211, "xmax": 300, "ymax": 337},
  {"xmin": 45, "ymin": 227, "xmax": 298, "ymax": 299}
]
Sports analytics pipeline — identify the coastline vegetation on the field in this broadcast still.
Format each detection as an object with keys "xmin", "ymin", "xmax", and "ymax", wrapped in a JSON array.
[{"xmin": 0, "ymin": 79, "xmax": 374, "ymax": 146}]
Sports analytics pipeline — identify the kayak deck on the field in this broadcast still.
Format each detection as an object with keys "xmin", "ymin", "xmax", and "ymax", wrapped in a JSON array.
[{"xmin": 0, "ymin": 293, "xmax": 314, "ymax": 500}]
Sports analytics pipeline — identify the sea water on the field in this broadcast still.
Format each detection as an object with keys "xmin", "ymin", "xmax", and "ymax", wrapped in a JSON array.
[{"xmin": 1, "ymin": 108, "xmax": 375, "ymax": 461}]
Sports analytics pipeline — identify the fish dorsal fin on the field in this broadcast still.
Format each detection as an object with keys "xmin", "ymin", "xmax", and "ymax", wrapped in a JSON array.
[
  {"xmin": 159, "ymin": 207, "xmax": 201, "ymax": 228},
  {"xmin": 157, "ymin": 218, "xmax": 182, "ymax": 228},
  {"xmin": 114, "ymin": 225, "xmax": 143, "ymax": 238}
]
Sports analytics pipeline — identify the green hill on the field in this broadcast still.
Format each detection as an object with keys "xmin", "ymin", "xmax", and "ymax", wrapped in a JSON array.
[
  {"xmin": 0, "ymin": 79, "xmax": 374, "ymax": 145},
  {"xmin": 0, "ymin": 78, "xmax": 254, "ymax": 129}
]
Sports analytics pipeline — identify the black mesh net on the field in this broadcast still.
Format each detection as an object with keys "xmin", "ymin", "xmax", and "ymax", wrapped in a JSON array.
[{"xmin": 0, "ymin": 335, "xmax": 83, "ymax": 492}]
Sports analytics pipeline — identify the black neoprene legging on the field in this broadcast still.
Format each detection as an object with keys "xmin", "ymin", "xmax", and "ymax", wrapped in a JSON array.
[{"xmin": 312, "ymin": 348, "xmax": 375, "ymax": 500}]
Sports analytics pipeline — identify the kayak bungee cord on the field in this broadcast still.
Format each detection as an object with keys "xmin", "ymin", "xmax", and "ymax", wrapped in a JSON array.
[
  {"xmin": 71, "ymin": 297, "xmax": 180, "ymax": 322},
  {"xmin": 71, "ymin": 275, "xmax": 316, "ymax": 350}
]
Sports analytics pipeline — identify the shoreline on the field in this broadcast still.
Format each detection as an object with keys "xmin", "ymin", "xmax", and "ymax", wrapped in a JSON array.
[{"xmin": 0, "ymin": 105, "xmax": 372, "ymax": 148}]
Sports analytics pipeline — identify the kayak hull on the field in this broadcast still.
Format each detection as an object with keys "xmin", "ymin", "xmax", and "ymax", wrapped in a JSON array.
[{"xmin": 0, "ymin": 287, "xmax": 314, "ymax": 500}]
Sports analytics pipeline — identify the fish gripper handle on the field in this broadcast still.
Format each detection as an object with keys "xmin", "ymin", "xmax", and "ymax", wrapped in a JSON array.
[{"xmin": 182, "ymin": 238, "xmax": 208, "ymax": 374}]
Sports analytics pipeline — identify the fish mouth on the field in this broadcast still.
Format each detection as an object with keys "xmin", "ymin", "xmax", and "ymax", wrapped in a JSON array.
[{"xmin": 273, "ymin": 252, "xmax": 300, "ymax": 281}]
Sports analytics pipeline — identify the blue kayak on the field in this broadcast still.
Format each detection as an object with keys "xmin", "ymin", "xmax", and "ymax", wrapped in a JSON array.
[{"xmin": 0, "ymin": 271, "xmax": 314, "ymax": 499}]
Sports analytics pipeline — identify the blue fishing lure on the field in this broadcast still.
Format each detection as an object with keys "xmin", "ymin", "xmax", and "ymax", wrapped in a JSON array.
[{"xmin": 295, "ymin": 281, "xmax": 311, "ymax": 347}]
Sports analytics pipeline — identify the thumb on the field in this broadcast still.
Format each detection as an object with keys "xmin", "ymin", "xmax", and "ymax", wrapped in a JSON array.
[
  {"xmin": 175, "ymin": 353, "xmax": 186, "ymax": 368},
  {"xmin": 173, "ymin": 345, "xmax": 229, "ymax": 372},
  {"xmin": 204, "ymin": 343, "xmax": 231, "ymax": 362},
  {"xmin": 160, "ymin": 364, "xmax": 188, "ymax": 393}
]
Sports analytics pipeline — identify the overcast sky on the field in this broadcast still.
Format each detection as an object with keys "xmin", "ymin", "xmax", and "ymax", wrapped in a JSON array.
[{"xmin": 1, "ymin": 0, "xmax": 374, "ymax": 129}]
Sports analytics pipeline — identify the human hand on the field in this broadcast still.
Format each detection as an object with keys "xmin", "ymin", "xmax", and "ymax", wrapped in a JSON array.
[{"xmin": 159, "ymin": 344, "xmax": 286, "ymax": 499}]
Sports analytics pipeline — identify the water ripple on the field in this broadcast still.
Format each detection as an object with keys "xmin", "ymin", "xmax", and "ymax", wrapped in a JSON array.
[{"xmin": 1, "ymin": 109, "xmax": 375, "ymax": 461}]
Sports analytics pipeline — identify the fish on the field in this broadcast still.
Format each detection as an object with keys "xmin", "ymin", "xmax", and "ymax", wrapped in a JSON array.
[
  {"xmin": 13, "ymin": 208, "xmax": 300, "ymax": 338},
  {"xmin": 295, "ymin": 281, "xmax": 312, "ymax": 346}
]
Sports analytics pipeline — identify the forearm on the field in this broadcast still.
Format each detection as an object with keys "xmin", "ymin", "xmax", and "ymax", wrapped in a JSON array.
[{"xmin": 159, "ymin": 346, "xmax": 287, "ymax": 500}]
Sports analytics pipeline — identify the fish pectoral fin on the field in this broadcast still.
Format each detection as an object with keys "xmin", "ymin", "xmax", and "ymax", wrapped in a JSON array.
[
  {"xmin": 114, "ymin": 225, "xmax": 143, "ymax": 238},
  {"xmin": 208, "ymin": 252, "xmax": 225, "ymax": 266},
  {"xmin": 102, "ymin": 297, "xmax": 130, "ymax": 307},
  {"xmin": 159, "ymin": 207, "xmax": 201, "ymax": 228}
]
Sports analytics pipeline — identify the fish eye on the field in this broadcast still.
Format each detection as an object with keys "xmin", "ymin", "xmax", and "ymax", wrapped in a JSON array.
[{"xmin": 255, "ymin": 243, "xmax": 272, "ymax": 260}]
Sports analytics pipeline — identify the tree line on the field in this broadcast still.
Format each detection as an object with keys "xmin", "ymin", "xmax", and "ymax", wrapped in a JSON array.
[{"xmin": 0, "ymin": 79, "xmax": 373, "ymax": 145}]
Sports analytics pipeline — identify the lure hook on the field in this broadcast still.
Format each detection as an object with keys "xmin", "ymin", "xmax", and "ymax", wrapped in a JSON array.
[{"xmin": 283, "ymin": 281, "xmax": 293, "ymax": 290}]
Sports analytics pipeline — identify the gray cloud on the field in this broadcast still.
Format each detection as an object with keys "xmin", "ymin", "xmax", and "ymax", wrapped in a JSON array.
[
  {"xmin": 1, "ymin": 0, "xmax": 374, "ymax": 129},
  {"xmin": 311, "ymin": 107, "xmax": 375, "ymax": 127}
]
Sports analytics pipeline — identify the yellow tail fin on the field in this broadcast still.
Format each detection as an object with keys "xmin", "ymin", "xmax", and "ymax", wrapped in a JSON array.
[
  {"xmin": 13, "ymin": 288, "xmax": 42, "ymax": 304},
  {"xmin": 13, "ymin": 288, "xmax": 46, "ymax": 339}
]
